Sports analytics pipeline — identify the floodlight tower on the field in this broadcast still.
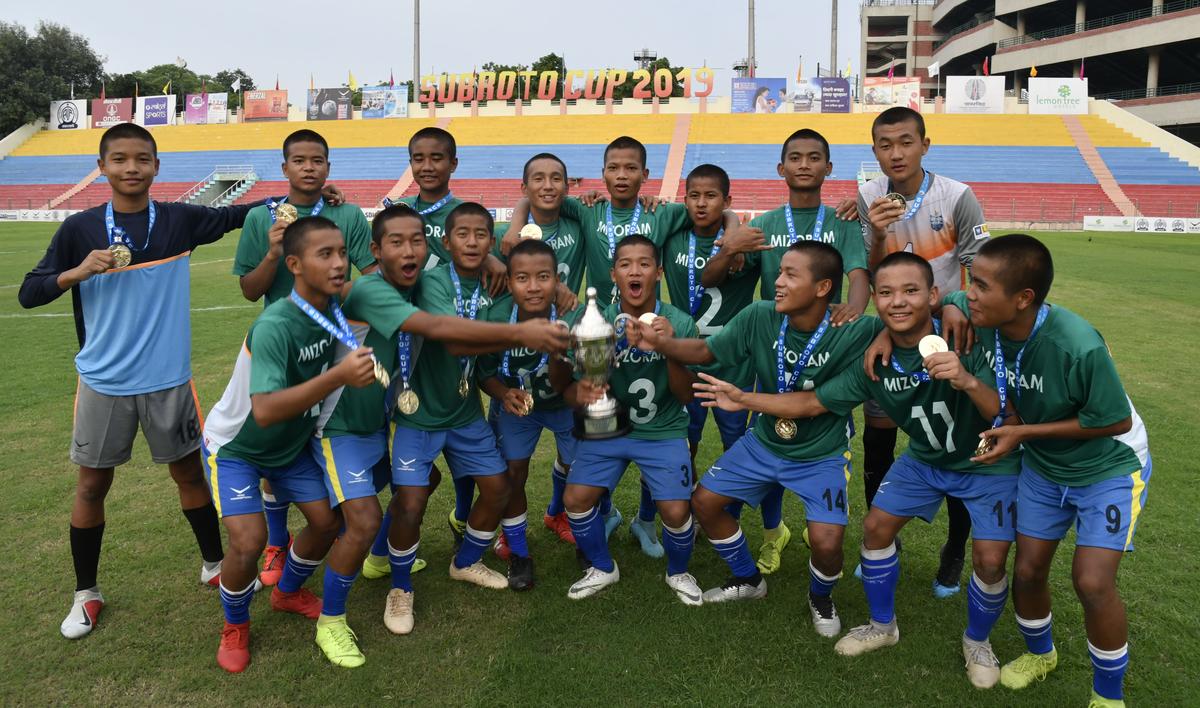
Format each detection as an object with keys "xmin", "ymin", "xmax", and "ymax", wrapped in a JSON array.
[
  {"xmin": 748, "ymin": 0, "xmax": 756, "ymax": 78},
  {"xmin": 830, "ymin": 0, "xmax": 837, "ymax": 76},
  {"xmin": 413, "ymin": 0, "xmax": 421, "ymax": 95},
  {"xmin": 634, "ymin": 49, "xmax": 658, "ymax": 71}
]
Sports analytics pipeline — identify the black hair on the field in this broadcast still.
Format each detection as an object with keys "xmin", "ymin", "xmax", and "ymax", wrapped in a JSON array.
[
  {"xmin": 522, "ymin": 152, "xmax": 568, "ymax": 183},
  {"xmin": 284, "ymin": 215, "xmax": 341, "ymax": 259},
  {"xmin": 614, "ymin": 233, "xmax": 659, "ymax": 266},
  {"xmin": 408, "ymin": 126, "xmax": 457, "ymax": 159},
  {"xmin": 977, "ymin": 233, "xmax": 1054, "ymax": 305},
  {"xmin": 508, "ymin": 238, "xmax": 558, "ymax": 272},
  {"xmin": 283, "ymin": 129, "xmax": 329, "ymax": 159},
  {"xmin": 874, "ymin": 251, "xmax": 934, "ymax": 289},
  {"xmin": 785, "ymin": 240, "xmax": 843, "ymax": 290},
  {"xmin": 872, "ymin": 106, "xmax": 926, "ymax": 140},
  {"xmin": 371, "ymin": 203, "xmax": 424, "ymax": 245},
  {"xmin": 604, "ymin": 135, "xmax": 647, "ymax": 169},
  {"xmin": 685, "ymin": 163, "xmax": 730, "ymax": 197},
  {"xmin": 781, "ymin": 128, "xmax": 831, "ymax": 162},
  {"xmin": 445, "ymin": 201, "xmax": 494, "ymax": 236},
  {"xmin": 99, "ymin": 123, "xmax": 156, "ymax": 158}
]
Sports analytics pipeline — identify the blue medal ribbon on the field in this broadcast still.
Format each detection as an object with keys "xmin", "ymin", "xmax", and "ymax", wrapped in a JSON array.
[
  {"xmin": 686, "ymin": 229, "xmax": 724, "ymax": 317},
  {"xmin": 605, "ymin": 201, "xmax": 643, "ymax": 259},
  {"xmin": 396, "ymin": 331, "xmax": 413, "ymax": 389},
  {"xmin": 889, "ymin": 319, "xmax": 942, "ymax": 382},
  {"xmin": 502, "ymin": 304, "xmax": 556, "ymax": 390},
  {"xmin": 992, "ymin": 304, "xmax": 1050, "ymax": 427},
  {"xmin": 288, "ymin": 289, "xmax": 358, "ymax": 351},
  {"xmin": 615, "ymin": 300, "xmax": 661, "ymax": 357},
  {"xmin": 105, "ymin": 200, "xmax": 156, "ymax": 252},
  {"xmin": 416, "ymin": 192, "xmax": 454, "ymax": 216},
  {"xmin": 448, "ymin": 266, "xmax": 483, "ymax": 378},
  {"xmin": 892, "ymin": 171, "xmax": 932, "ymax": 221},
  {"xmin": 782, "ymin": 204, "xmax": 826, "ymax": 245},
  {"xmin": 267, "ymin": 196, "xmax": 324, "ymax": 223},
  {"xmin": 776, "ymin": 310, "xmax": 831, "ymax": 393}
]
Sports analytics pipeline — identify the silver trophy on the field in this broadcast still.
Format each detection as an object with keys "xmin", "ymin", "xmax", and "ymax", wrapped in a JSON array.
[{"xmin": 571, "ymin": 287, "xmax": 631, "ymax": 440}]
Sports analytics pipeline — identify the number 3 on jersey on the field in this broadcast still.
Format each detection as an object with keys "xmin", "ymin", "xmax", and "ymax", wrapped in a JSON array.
[{"xmin": 628, "ymin": 378, "xmax": 657, "ymax": 424}]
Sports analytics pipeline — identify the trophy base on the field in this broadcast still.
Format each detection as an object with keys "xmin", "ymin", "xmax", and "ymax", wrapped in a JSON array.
[{"xmin": 573, "ymin": 408, "xmax": 631, "ymax": 440}]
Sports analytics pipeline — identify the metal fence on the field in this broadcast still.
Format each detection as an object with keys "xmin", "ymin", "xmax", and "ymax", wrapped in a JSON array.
[
  {"xmin": 998, "ymin": 0, "xmax": 1200, "ymax": 49},
  {"xmin": 932, "ymin": 12, "xmax": 995, "ymax": 50},
  {"xmin": 1093, "ymin": 82, "xmax": 1200, "ymax": 101}
]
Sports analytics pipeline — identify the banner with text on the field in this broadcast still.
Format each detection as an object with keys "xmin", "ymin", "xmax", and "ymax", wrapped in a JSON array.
[
  {"xmin": 731, "ymin": 78, "xmax": 787, "ymax": 113},
  {"xmin": 184, "ymin": 92, "xmax": 229, "ymax": 124},
  {"xmin": 862, "ymin": 77, "xmax": 922, "ymax": 111},
  {"xmin": 818, "ymin": 77, "xmax": 851, "ymax": 113},
  {"xmin": 49, "ymin": 100, "xmax": 87, "ymax": 130},
  {"xmin": 361, "ymin": 86, "xmax": 409, "ymax": 118},
  {"xmin": 136, "ymin": 95, "xmax": 176, "ymax": 127},
  {"xmin": 946, "ymin": 75, "xmax": 1005, "ymax": 114},
  {"xmin": 308, "ymin": 88, "xmax": 354, "ymax": 120},
  {"xmin": 418, "ymin": 68, "xmax": 716, "ymax": 104},
  {"xmin": 91, "ymin": 97, "xmax": 133, "ymax": 128},
  {"xmin": 243, "ymin": 90, "xmax": 289, "ymax": 121},
  {"xmin": 1028, "ymin": 77, "xmax": 1088, "ymax": 114}
]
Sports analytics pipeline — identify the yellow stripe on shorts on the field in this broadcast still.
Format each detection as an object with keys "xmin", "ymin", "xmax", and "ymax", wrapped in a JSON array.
[
  {"xmin": 321, "ymin": 438, "xmax": 346, "ymax": 504},
  {"xmin": 207, "ymin": 448, "xmax": 222, "ymax": 517},
  {"xmin": 1124, "ymin": 467, "xmax": 1147, "ymax": 551}
]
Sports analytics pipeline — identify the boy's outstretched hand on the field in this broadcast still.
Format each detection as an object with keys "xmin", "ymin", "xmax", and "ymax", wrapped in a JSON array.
[
  {"xmin": 693, "ymin": 372, "xmax": 748, "ymax": 412},
  {"xmin": 517, "ymin": 319, "xmax": 572, "ymax": 355}
]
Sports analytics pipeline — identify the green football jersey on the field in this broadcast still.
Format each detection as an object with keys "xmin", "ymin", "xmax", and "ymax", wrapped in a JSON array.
[
  {"xmin": 397, "ymin": 263, "xmax": 496, "ymax": 431},
  {"xmin": 944, "ymin": 291, "xmax": 1148, "ymax": 486},
  {"xmin": 204, "ymin": 298, "xmax": 338, "ymax": 468},
  {"xmin": 397, "ymin": 194, "xmax": 463, "ymax": 271},
  {"xmin": 493, "ymin": 215, "xmax": 587, "ymax": 294},
  {"xmin": 564, "ymin": 300, "xmax": 698, "ymax": 440},
  {"xmin": 706, "ymin": 301, "xmax": 880, "ymax": 461},
  {"xmin": 744, "ymin": 205, "xmax": 867, "ymax": 302},
  {"xmin": 816, "ymin": 332, "xmax": 1019, "ymax": 475},
  {"xmin": 477, "ymin": 295, "xmax": 567, "ymax": 412},
  {"xmin": 559, "ymin": 198, "xmax": 691, "ymax": 306},
  {"xmin": 233, "ymin": 200, "xmax": 376, "ymax": 306},
  {"xmin": 661, "ymin": 227, "xmax": 758, "ymax": 336},
  {"xmin": 319, "ymin": 273, "xmax": 421, "ymax": 438}
]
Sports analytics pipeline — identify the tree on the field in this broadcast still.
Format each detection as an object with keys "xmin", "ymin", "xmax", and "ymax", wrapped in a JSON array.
[
  {"xmin": 610, "ymin": 56, "xmax": 686, "ymax": 100},
  {"xmin": 0, "ymin": 21, "xmax": 104, "ymax": 135},
  {"xmin": 212, "ymin": 68, "xmax": 255, "ymax": 93},
  {"xmin": 531, "ymin": 53, "xmax": 565, "ymax": 98}
]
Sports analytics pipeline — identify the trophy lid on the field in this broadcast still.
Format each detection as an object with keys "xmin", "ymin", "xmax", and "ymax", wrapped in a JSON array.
[{"xmin": 574, "ymin": 287, "xmax": 613, "ymax": 339}]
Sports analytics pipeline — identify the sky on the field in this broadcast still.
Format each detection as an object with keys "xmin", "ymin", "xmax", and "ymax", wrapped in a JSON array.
[{"xmin": 7, "ymin": 0, "xmax": 863, "ymax": 98}]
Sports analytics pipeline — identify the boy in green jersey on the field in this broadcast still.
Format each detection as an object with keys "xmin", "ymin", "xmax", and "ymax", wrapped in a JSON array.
[
  {"xmin": 232, "ymin": 128, "xmax": 376, "ymax": 585},
  {"xmin": 477, "ymin": 239, "xmax": 576, "ymax": 590},
  {"xmin": 495, "ymin": 152, "xmax": 587, "ymax": 296},
  {"xmin": 944, "ymin": 235, "xmax": 1150, "ymax": 708},
  {"xmin": 201, "ymin": 216, "xmax": 379, "ymax": 673},
  {"xmin": 701, "ymin": 129, "xmax": 871, "ymax": 575},
  {"xmin": 632, "ymin": 241, "xmax": 878, "ymax": 633},
  {"xmin": 309, "ymin": 204, "xmax": 569, "ymax": 660},
  {"xmin": 558, "ymin": 235, "xmax": 701, "ymax": 605},
  {"xmin": 699, "ymin": 252, "xmax": 1019, "ymax": 688}
]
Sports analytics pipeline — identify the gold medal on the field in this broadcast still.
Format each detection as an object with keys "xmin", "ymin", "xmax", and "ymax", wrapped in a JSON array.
[
  {"xmin": 518, "ymin": 223, "xmax": 543, "ymax": 240},
  {"xmin": 975, "ymin": 433, "xmax": 994, "ymax": 457},
  {"xmin": 109, "ymin": 243, "xmax": 132, "ymax": 269},
  {"xmin": 884, "ymin": 192, "xmax": 906, "ymax": 209},
  {"xmin": 638, "ymin": 312, "xmax": 658, "ymax": 326},
  {"xmin": 774, "ymin": 418, "xmax": 798, "ymax": 440},
  {"xmin": 520, "ymin": 391, "xmax": 535, "ymax": 416},
  {"xmin": 397, "ymin": 388, "xmax": 420, "ymax": 415},
  {"xmin": 458, "ymin": 375, "xmax": 470, "ymax": 398},
  {"xmin": 274, "ymin": 203, "xmax": 299, "ymax": 224},
  {"xmin": 918, "ymin": 334, "xmax": 949, "ymax": 358},
  {"xmin": 373, "ymin": 358, "xmax": 390, "ymax": 389}
]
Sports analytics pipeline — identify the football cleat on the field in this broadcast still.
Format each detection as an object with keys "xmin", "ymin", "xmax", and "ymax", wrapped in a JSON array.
[
  {"xmin": 963, "ymin": 636, "xmax": 1001, "ymax": 689},
  {"xmin": 507, "ymin": 555, "xmax": 536, "ymax": 592},
  {"xmin": 315, "ymin": 616, "xmax": 365, "ymax": 668},
  {"xmin": 834, "ymin": 622, "xmax": 900, "ymax": 656},
  {"xmin": 383, "ymin": 589, "xmax": 414, "ymax": 635},
  {"xmin": 60, "ymin": 588, "xmax": 104, "ymax": 640},
  {"xmin": 602, "ymin": 508, "xmax": 623, "ymax": 540},
  {"xmin": 543, "ymin": 512, "xmax": 575, "ymax": 544},
  {"xmin": 361, "ymin": 553, "xmax": 390, "ymax": 580},
  {"xmin": 259, "ymin": 536, "xmax": 291, "ymax": 587},
  {"xmin": 756, "ymin": 522, "xmax": 792, "ymax": 575},
  {"xmin": 269, "ymin": 586, "xmax": 322, "ymax": 619},
  {"xmin": 1087, "ymin": 691, "xmax": 1125, "ymax": 708},
  {"xmin": 1000, "ymin": 649, "xmax": 1059, "ymax": 690},
  {"xmin": 447, "ymin": 510, "xmax": 466, "ymax": 551},
  {"xmin": 809, "ymin": 592, "xmax": 842, "ymax": 637},
  {"xmin": 216, "ymin": 621, "xmax": 251, "ymax": 673},
  {"xmin": 449, "ymin": 560, "xmax": 508, "ymax": 589},
  {"xmin": 933, "ymin": 543, "xmax": 965, "ymax": 598},
  {"xmin": 567, "ymin": 564, "xmax": 620, "ymax": 599},
  {"xmin": 665, "ymin": 572, "xmax": 703, "ymax": 606},
  {"xmin": 493, "ymin": 532, "xmax": 512, "ymax": 562},
  {"xmin": 701, "ymin": 575, "xmax": 767, "ymax": 604},
  {"xmin": 630, "ymin": 517, "xmax": 664, "ymax": 558}
]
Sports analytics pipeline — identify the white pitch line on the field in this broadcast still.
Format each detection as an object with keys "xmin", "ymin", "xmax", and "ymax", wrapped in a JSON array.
[{"xmin": 0, "ymin": 304, "xmax": 257, "ymax": 319}]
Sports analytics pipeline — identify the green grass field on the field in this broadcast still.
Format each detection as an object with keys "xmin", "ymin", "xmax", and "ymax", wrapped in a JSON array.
[{"xmin": 0, "ymin": 224, "xmax": 1195, "ymax": 706}]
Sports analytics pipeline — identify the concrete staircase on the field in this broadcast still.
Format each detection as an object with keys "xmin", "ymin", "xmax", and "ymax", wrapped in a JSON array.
[{"xmin": 1062, "ymin": 115, "xmax": 1139, "ymax": 217}]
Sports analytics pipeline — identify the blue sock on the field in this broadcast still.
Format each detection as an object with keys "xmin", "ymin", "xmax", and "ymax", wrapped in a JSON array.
[
  {"xmin": 1089, "ymin": 641, "xmax": 1128, "ymax": 700},
  {"xmin": 320, "ymin": 567, "xmax": 358, "ymax": 618},
  {"xmin": 661, "ymin": 518, "xmax": 695, "ymax": 576},
  {"xmin": 860, "ymin": 543, "xmax": 900, "ymax": 625},
  {"xmin": 219, "ymin": 579, "xmax": 256, "ymax": 624},
  {"xmin": 710, "ymin": 528, "xmax": 757, "ymax": 578},
  {"xmin": 567, "ymin": 506, "xmax": 614, "ymax": 572},
  {"xmin": 724, "ymin": 501, "xmax": 744, "ymax": 521},
  {"xmin": 453, "ymin": 476, "xmax": 475, "ymax": 525},
  {"xmin": 388, "ymin": 541, "xmax": 419, "ymax": 591},
  {"xmin": 501, "ymin": 514, "xmax": 530, "ymax": 558},
  {"xmin": 546, "ymin": 461, "xmax": 568, "ymax": 516},
  {"xmin": 262, "ymin": 493, "xmax": 290, "ymax": 548},
  {"xmin": 277, "ymin": 547, "xmax": 321, "ymax": 593},
  {"xmin": 453, "ymin": 524, "xmax": 494, "ymax": 569},
  {"xmin": 760, "ymin": 485, "xmax": 784, "ymax": 530},
  {"xmin": 598, "ymin": 491, "xmax": 613, "ymax": 517},
  {"xmin": 1016, "ymin": 613, "xmax": 1055, "ymax": 655},
  {"xmin": 638, "ymin": 481, "xmax": 655, "ymax": 523},
  {"xmin": 965, "ymin": 572, "xmax": 1009, "ymax": 642},
  {"xmin": 370, "ymin": 509, "xmax": 392, "ymax": 557},
  {"xmin": 809, "ymin": 560, "xmax": 840, "ymax": 598}
]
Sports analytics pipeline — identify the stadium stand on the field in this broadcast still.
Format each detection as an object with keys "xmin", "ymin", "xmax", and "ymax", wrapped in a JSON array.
[{"xmin": 2, "ymin": 112, "xmax": 1198, "ymax": 220}]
